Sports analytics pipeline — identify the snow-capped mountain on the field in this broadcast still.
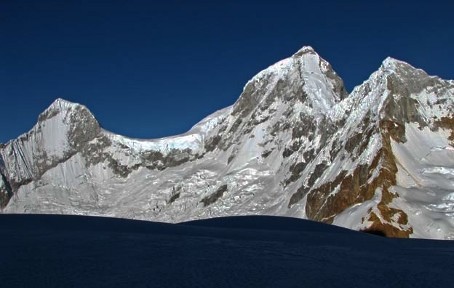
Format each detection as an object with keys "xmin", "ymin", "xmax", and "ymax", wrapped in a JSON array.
[{"xmin": 1, "ymin": 46, "xmax": 454, "ymax": 239}]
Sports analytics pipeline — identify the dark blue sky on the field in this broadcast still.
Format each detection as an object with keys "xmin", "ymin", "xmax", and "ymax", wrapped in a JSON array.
[{"xmin": 1, "ymin": 0, "xmax": 454, "ymax": 143}]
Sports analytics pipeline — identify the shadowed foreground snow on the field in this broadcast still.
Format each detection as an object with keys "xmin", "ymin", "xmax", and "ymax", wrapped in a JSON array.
[{"xmin": 1, "ymin": 215, "xmax": 453, "ymax": 287}]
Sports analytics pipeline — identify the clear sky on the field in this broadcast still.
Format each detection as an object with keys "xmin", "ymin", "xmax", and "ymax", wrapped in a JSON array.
[{"xmin": 1, "ymin": 0, "xmax": 454, "ymax": 143}]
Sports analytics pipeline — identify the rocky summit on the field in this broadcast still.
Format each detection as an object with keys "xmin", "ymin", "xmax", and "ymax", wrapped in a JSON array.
[{"xmin": 1, "ymin": 46, "xmax": 454, "ymax": 239}]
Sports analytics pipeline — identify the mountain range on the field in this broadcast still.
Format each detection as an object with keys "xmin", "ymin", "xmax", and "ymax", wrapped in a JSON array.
[{"xmin": 1, "ymin": 46, "xmax": 453, "ymax": 239}]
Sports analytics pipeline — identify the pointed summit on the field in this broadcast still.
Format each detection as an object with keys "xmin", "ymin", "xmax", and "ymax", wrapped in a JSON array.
[
  {"xmin": 51, "ymin": 97, "xmax": 78, "ymax": 107},
  {"xmin": 233, "ymin": 45, "xmax": 347, "ymax": 120},
  {"xmin": 245, "ymin": 46, "xmax": 328, "ymax": 86},
  {"xmin": 293, "ymin": 45, "xmax": 317, "ymax": 57},
  {"xmin": 380, "ymin": 57, "xmax": 417, "ymax": 71},
  {"xmin": 47, "ymin": 98, "xmax": 86, "ymax": 113},
  {"xmin": 378, "ymin": 56, "xmax": 431, "ymax": 81},
  {"xmin": 376, "ymin": 56, "xmax": 432, "ymax": 100},
  {"xmin": 382, "ymin": 56, "xmax": 404, "ymax": 67},
  {"xmin": 38, "ymin": 98, "xmax": 95, "ymax": 124},
  {"xmin": 41, "ymin": 98, "xmax": 84, "ymax": 118},
  {"xmin": 34, "ymin": 98, "xmax": 100, "ymax": 152}
]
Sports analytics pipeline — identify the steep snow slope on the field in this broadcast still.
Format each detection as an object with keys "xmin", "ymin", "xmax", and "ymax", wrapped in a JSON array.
[{"xmin": 1, "ymin": 47, "xmax": 453, "ymax": 239}]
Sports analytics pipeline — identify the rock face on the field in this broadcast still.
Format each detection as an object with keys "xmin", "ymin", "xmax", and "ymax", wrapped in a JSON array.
[{"xmin": 1, "ymin": 47, "xmax": 454, "ymax": 239}]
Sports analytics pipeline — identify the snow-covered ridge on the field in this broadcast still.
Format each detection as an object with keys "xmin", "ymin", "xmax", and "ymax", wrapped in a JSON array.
[
  {"xmin": 104, "ymin": 130, "xmax": 204, "ymax": 154},
  {"xmin": 242, "ymin": 46, "xmax": 317, "ymax": 87},
  {"xmin": 101, "ymin": 106, "xmax": 232, "ymax": 155}
]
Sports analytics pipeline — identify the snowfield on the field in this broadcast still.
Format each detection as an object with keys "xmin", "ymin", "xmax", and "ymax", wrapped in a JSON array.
[{"xmin": 1, "ymin": 214, "xmax": 454, "ymax": 288}]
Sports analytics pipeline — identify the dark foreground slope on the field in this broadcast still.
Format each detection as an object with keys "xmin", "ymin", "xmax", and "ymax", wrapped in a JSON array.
[{"xmin": 1, "ymin": 215, "xmax": 453, "ymax": 287}]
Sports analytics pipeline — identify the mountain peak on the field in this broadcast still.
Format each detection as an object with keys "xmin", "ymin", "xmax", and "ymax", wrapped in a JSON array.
[
  {"xmin": 379, "ymin": 57, "xmax": 427, "ymax": 78},
  {"xmin": 381, "ymin": 57, "xmax": 411, "ymax": 69},
  {"xmin": 47, "ymin": 98, "xmax": 80, "ymax": 111},
  {"xmin": 293, "ymin": 46, "xmax": 317, "ymax": 57},
  {"xmin": 376, "ymin": 56, "xmax": 431, "ymax": 98},
  {"xmin": 53, "ymin": 97, "xmax": 76, "ymax": 105},
  {"xmin": 246, "ymin": 46, "xmax": 326, "ymax": 84},
  {"xmin": 235, "ymin": 45, "xmax": 346, "ymax": 118},
  {"xmin": 3, "ymin": 48, "xmax": 454, "ymax": 240},
  {"xmin": 38, "ymin": 98, "xmax": 94, "ymax": 123}
]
